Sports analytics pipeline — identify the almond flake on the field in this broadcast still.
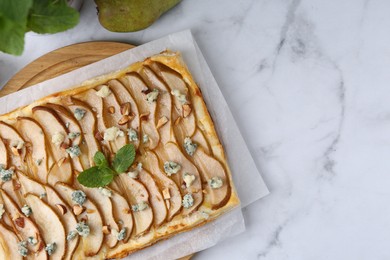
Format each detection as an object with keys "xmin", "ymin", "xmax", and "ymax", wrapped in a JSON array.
[
  {"xmin": 73, "ymin": 205, "xmax": 85, "ymax": 216},
  {"xmin": 182, "ymin": 104, "xmax": 192, "ymax": 118},
  {"xmin": 102, "ymin": 225, "xmax": 111, "ymax": 235},
  {"xmin": 108, "ymin": 106, "xmax": 115, "ymax": 114},
  {"xmin": 162, "ymin": 188, "xmax": 171, "ymax": 200},
  {"xmin": 56, "ymin": 204, "xmax": 67, "ymax": 215},
  {"xmin": 95, "ymin": 131, "xmax": 104, "ymax": 141},
  {"xmin": 118, "ymin": 115, "xmax": 132, "ymax": 125},
  {"xmin": 11, "ymin": 146, "xmax": 19, "ymax": 156},
  {"xmin": 120, "ymin": 102, "xmax": 131, "ymax": 115},
  {"xmin": 86, "ymin": 209, "xmax": 95, "ymax": 214},
  {"xmin": 157, "ymin": 116, "xmax": 169, "ymax": 129},
  {"xmin": 15, "ymin": 217, "xmax": 25, "ymax": 228},
  {"xmin": 165, "ymin": 200, "xmax": 171, "ymax": 210}
]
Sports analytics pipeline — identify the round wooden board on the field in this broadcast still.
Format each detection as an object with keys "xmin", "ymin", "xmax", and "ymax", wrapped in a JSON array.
[{"xmin": 0, "ymin": 41, "xmax": 194, "ymax": 260}]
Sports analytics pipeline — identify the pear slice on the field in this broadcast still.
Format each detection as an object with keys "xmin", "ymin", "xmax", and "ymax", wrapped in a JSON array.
[
  {"xmin": 0, "ymin": 190, "xmax": 44, "ymax": 253},
  {"xmin": 0, "ymin": 121, "xmax": 26, "ymax": 171},
  {"xmin": 0, "ymin": 223, "xmax": 23, "ymax": 260},
  {"xmin": 141, "ymin": 151, "xmax": 182, "ymax": 221},
  {"xmin": 0, "ymin": 137, "xmax": 8, "ymax": 167},
  {"xmin": 193, "ymin": 147, "xmax": 231, "ymax": 210},
  {"xmin": 73, "ymin": 184, "xmax": 119, "ymax": 249},
  {"xmin": 95, "ymin": 85, "xmax": 128, "ymax": 153},
  {"xmin": 54, "ymin": 183, "xmax": 103, "ymax": 257},
  {"xmin": 32, "ymin": 106, "xmax": 72, "ymax": 185},
  {"xmin": 16, "ymin": 117, "xmax": 48, "ymax": 183},
  {"xmin": 16, "ymin": 171, "xmax": 79, "ymax": 260},
  {"xmin": 45, "ymin": 103, "xmax": 86, "ymax": 172},
  {"xmin": 191, "ymin": 128, "xmax": 211, "ymax": 155},
  {"xmin": 25, "ymin": 194, "xmax": 66, "ymax": 259},
  {"xmin": 149, "ymin": 62, "xmax": 196, "ymax": 137},
  {"xmin": 65, "ymin": 98, "xmax": 101, "ymax": 167},
  {"xmin": 138, "ymin": 168, "xmax": 167, "ymax": 227},
  {"xmin": 120, "ymin": 73, "xmax": 160, "ymax": 150},
  {"xmin": 109, "ymin": 190, "xmax": 133, "ymax": 242},
  {"xmin": 1, "ymin": 180, "xmax": 23, "ymax": 208},
  {"xmin": 156, "ymin": 142, "xmax": 203, "ymax": 215},
  {"xmin": 108, "ymin": 79, "xmax": 140, "ymax": 148},
  {"xmin": 116, "ymin": 175, "xmax": 153, "ymax": 236},
  {"xmin": 139, "ymin": 66, "xmax": 175, "ymax": 145}
]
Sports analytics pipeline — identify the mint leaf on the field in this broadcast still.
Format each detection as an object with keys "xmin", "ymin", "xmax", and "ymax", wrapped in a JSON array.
[
  {"xmin": 77, "ymin": 166, "xmax": 114, "ymax": 188},
  {"xmin": 113, "ymin": 144, "xmax": 136, "ymax": 174},
  {"xmin": 0, "ymin": 0, "xmax": 32, "ymax": 55},
  {"xmin": 27, "ymin": 0, "xmax": 79, "ymax": 34},
  {"xmin": 94, "ymin": 151, "xmax": 108, "ymax": 168}
]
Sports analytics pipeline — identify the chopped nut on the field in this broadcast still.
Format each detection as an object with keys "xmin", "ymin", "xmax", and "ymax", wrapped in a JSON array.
[
  {"xmin": 162, "ymin": 188, "xmax": 171, "ymax": 200},
  {"xmin": 38, "ymin": 241, "xmax": 45, "ymax": 251},
  {"xmin": 182, "ymin": 104, "xmax": 192, "ymax": 118},
  {"xmin": 57, "ymin": 157, "xmax": 67, "ymax": 167},
  {"xmin": 13, "ymin": 179, "xmax": 21, "ymax": 191},
  {"xmin": 73, "ymin": 205, "xmax": 85, "ymax": 216},
  {"xmin": 120, "ymin": 102, "xmax": 131, "ymax": 115},
  {"xmin": 202, "ymin": 189, "xmax": 208, "ymax": 194},
  {"xmin": 102, "ymin": 225, "xmax": 111, "ymax": 235},
  {"xmin": 95, "ymin": 131, "xmax": 104, "ymax": 141},
  {"xmin": 140, "ymin": 112, "xmax": 150, "ymax": 121},
  {"xmin": 15, "ymin": 217, "xmax": 25, "ymax": 228},
  {"xmin": 118, "ymin": 115, "xmax": 132, "ymax": 125},
  {"xmin": 156, "ymin": 116, "xmax": 169, "ymax": 129},
  {"xmin": 108, "ymin": 106, "xmax": 115, "ymax": 114},
  {"xmin": 165, "ymin": 200, "xmax": 171, "ymax": 210},
  {"xmin": 11, "ymin": 146, "xmax": 19, "ymax": 156},
  {"xmin": 122, "ymin": 208, "xmax": 131, "ymax": 214},
  {"xmin": 86, "ymin": 209, "xmax": 95, "ymax": 214},
  {"xmin": 56, "ymin": 204, "xmax": 67, "ymax": 215},
  {"xmin": 60, "ymin": 142, "xmax": 70, "ymax": 150},
  {"xmin": 80, "ymin": 215, "xmax": 88, "ymax": 222},
  {"xmin": 175, "ymin": 117, "xmax": 182, "ymax": 126}
]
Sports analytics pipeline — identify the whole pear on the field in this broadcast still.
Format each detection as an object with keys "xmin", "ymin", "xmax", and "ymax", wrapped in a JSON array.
[{"xmin": 95, "ymin": 0, "xmax": 182, "ymax": 32}]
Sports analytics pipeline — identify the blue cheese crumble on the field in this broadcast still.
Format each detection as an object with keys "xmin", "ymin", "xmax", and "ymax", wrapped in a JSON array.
[
  {"xmin": 182, "ymin": 193, "xmax": 194, "ymax": 209},
  {"xmin": 21, "ymin": 204, "xmax": 32, "ymax": 217},
  {"xmin": 71, "ymin": 190, "xmax": 86, "ymax": 205},
  {"xmin": 45, "ymin": 242, "xmax": 56, "ymax": 256},
  {"xmin": 142, "ymin": 134, "xmax": 149, "ymax": 144},
  {"xmin": 131, "ymin": 202, "xmax": 149, "ymax": 212},
  {"xmin": 76, "ymin": 221, "xmax": 90, "ymax": 237},
  {"xmin": 0, "ymin": 204, "xmax": 4, "ymax": 219},
  {"xmin": 0, "ymin": 165, "xmax": 14, "ymax": 182},
  {"xmin": 112, "ymin": 227, "xmax": 127, "ymax": 241},
  {"xmin": 67, "ymin": 230, "xmax": 77, "ymax": 241},
  {"xmin": 27, "ymin": 236, "xmax": 37, "ymax": 245},
  {"xmin": 18, "ymin": 241, "xmax": 28, "ymax": 257},
  {"xmin": 128, "ymin": 128, "xmax": 138, "ymax": 142},
  {"xmin": 163, "ymin": 161, "xmax": 181, "ymax": 176},
  {"xmin": 74, "ymin": 108, "xmax": 86, "ymax": 120},
  {"xmin": 171, "ymin": 89, "xmax": 188, "ymax": 104},
  {"xmin": 209, "ymin": 177, "xmax": 223, "ymax": 189},
  {"xmin": 98, "ymin": 187, "xmax": 112, "ymax": 197},
  {"xmin": 146, "ymin": 89, "xmax": 159, "ymax": 103},
  {"xmin": 183, "ymin": 173, "xmax": 196, "ymax": 188},
  {"xmin": 183, "ymin": 137, "xmax": 197, "ymax": 156},
  {"xmin": 68, "ymin": 132, "xmax": 80, "ymax": 140},
  {"xmin": 66, "ymin": 145, "xmax": 81, "ymax": 158}
]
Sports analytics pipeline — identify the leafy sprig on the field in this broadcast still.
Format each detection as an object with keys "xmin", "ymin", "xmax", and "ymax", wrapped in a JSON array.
[{"xmin": 77, "ymin": 144, "xmax": 136, "ymax": 188}]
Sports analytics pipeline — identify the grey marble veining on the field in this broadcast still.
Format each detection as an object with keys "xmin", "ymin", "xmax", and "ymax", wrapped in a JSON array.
[{"xmin": 1, "ymin": 0, "xmax": 390, "ymax": 259}]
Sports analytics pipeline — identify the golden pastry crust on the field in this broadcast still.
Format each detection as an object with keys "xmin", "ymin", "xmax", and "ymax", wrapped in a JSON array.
[{"xmin": 0, "ymin": 51, "xmax": 240, "ymax": 259}]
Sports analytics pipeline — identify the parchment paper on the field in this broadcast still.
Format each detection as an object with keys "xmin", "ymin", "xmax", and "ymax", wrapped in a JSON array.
[{"xmin": 0, "ymin": 30, "xmax": 269, "ymax": 259}]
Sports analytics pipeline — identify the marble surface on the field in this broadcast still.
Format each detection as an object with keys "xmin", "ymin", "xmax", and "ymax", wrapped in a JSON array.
[{"xmin": 1, "ymin": 0, "xmax": 389, "ymax": 259}]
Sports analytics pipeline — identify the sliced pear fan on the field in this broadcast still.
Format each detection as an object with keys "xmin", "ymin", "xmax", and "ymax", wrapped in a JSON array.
[
  {"xmin": 0, "ymin": 121, "xmax": 26, "ymax": 171},
  {"xmin": 0, "ymin": 223, "xmax": 23, "ymax": 260}
]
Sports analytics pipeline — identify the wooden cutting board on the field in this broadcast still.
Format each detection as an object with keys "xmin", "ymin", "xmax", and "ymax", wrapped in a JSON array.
[{"xmin": 0, "ymin": 41, "xmax": 194, "ymax": 260}]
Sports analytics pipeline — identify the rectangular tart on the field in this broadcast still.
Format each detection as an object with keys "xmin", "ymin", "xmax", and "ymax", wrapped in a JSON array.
[{"xmin": 0, "ymin": 51, "xmax": 240, "ymax": 259}]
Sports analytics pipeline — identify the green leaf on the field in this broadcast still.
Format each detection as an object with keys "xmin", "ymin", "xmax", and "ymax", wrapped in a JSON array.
[
  {"xmin": 94, "ymin": 151, "xmax": 108, "ymax": 168},
  {"xmin": 0, "ymin": 0, "xmax": 32, "ymax": 55},
  {"xmin": 112, "ymin": 144, "xmax": 136, "ymax": 174},
  {"xmin": 27, "ymin": 0, "xmax": 79, "ymax": 34},
  {"xmin": 77, "ymin": 166, "xmax": 114, "ymax": 188}
]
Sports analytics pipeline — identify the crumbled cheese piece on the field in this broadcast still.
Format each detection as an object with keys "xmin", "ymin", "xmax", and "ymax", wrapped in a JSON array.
[
  {"xmin": 182, "ymin": 193, "xmax": 194, "ymax": 209},
  {"xmin": 201, "ymin": 211, "xmax": 210, "ymax": 220},
  {"xmin": 131, "ymin": 202, "xmax": 149, "ymax": 212},
  {"xmin": 128, "ymin": 128, "xmax": 138, "ymax": 142},
  {"xmin": 183, "ymin": 173, "xmax": 196, "ymax": 188},
  {"xmin": 39, "ymin": 192, "xmax": 47, "ymax": 199},
  {"xmin": 117, "ymin": 228, "xmax": 127, "ymax": 241},
  {"xmin": 66, "ymin": 145, "xmax": 81, "ymax": 158},
  {"xmin": 74, "ymin": 108, "xmax": 86, "ymax": 120},
  {"xmin": 184, "ymin": 137, "xmax": 197, "ymax": 156},
  {"xmin": 96, "ymin": 85, "xmax": 112, "ymax": 98},
  {"xmin": 51, "ymin": 132, "xmax": 65, "ymax": 146},
  {"xmin": 0, "ymin": 165, "xmax": 14, "ymax": 182},
  {"xmin": 127, "ymin": 163, "xmax": 143, "ymax": 179},
  {"xmin": 67, "ymin": 230, "xmax": 77, "ymax": 241},
  {"xmin": 35, "ymin": 158, "xmax": 43, "ymax": 166},
  {"xmin": 98, "ymin": 187, "xmax": 112, "ymax": 197},
  {"xmin": 27, "ymin": 236, "xmax": 37, "ymax": 245},
  {"xmin": 163, "ymin": 161, "xmax": 181, "ymax": 176},
  {"xmin": 146, "ymin": 89, "xmax": 159, "ymax": 103},
  {"xmin": 21, "ymin": 204, "xmax": 32, "ymax": 217},
  {"xmin": 171, "ymin": 89, "xmax": 188, "ymax": 104},
  {"xmin": 76, "ymin": 221, "xmax": 90, "ymax": 237},
  {"xmin": 71, "ymin": 190, "xmax": 86, "ymax": 205},
  {"xmin": 18, "ymin": 241, "xmax": 28, "ymax": 257},
  {"xmin": 142, "ymin": 134, "xmax": 149, "ymax": 144},
  {"xmin": 68, "ymin": 132, "xmax": 80, "ymax": 140},
  {"xmin": 12, "ymin": 140, "xmax": 25, "ymax": 150},
  {"xmin": 65, "ymin": 122, "xmax": 70, "ymax": 128},
  {"xmin": 104, "ymin": 126, "xmax": 124, "ymax": 141},
  {"xmin": 209, "ymin": 177, "xmax": 224, "ymax": 189},
  {"xmin": 0, "ymin": 204, "xmax": 5, "ymax": 219},
  {"xmin": 45, "ymin": 242, "xmax": 56, "ymax": 256}
]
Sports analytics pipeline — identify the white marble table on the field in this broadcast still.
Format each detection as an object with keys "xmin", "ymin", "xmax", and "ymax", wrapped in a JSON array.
[{"xmin": 1, "ymin": 0, "xmax": 389, "ymax": 259}]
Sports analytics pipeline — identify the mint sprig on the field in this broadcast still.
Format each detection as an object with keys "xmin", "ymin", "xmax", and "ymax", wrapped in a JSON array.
[{"xmin": 77, "ymin": 144, "xmax": 135, "ymax": 188}]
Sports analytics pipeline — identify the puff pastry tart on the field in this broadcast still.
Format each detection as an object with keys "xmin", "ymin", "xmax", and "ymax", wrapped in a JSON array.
[{"xmin": 0, "ymin": 51, "xmax": 240, "ymax": 259}]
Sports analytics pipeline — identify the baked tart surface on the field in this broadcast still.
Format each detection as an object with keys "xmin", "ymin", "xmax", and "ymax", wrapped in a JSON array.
[{"xmin": 0, "ymin": 51, "xmax": 240, "ymax": 259}]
